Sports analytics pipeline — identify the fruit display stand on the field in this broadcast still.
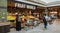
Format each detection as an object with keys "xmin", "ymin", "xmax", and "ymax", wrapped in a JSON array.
[
  {"xmin": 21, "ymin": 22, "xmax": 25, "ymax": 28},
  {"xmin": 7, "ymin": 14, "xmax": 16, "ymax": 28}
]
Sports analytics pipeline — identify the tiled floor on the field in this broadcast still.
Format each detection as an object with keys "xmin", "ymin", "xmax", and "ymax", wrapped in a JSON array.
[{"xmin": 8, "ymin": 19, "xmax": 60, "ymax": 33}]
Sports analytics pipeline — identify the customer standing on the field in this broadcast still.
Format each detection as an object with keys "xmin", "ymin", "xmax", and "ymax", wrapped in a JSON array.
[
  {"xmin": 43, "ymin": 14, "xmax": 48, "ymax": 29},
  {"xmin": 16, "ymin": 14, "xmax": 21, "ymax": 31},
  {"xmin": 50, "ymin": 14, "xmax": 55, "ymax": 20}
]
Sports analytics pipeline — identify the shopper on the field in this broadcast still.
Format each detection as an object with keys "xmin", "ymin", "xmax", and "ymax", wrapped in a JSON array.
[
  {"xmin": 16, "ymin": 14, "xmax": 21, "ymax": 31},
  {"xmin": 43, "ymin": 14, "xmax": 48, "ymax": 29},
  {"xmin": 50, "ymin": 14, "xmax": 55, "ymax": 20}
]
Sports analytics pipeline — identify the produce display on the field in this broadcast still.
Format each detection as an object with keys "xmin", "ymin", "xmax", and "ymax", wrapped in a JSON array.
[
  {"xmin": 7, "ymin": 14, "xmax": 41, "ymax": 28},
  {"xmin": 7, "ymin": 15, "xmax": 16, "ymax": 20}
]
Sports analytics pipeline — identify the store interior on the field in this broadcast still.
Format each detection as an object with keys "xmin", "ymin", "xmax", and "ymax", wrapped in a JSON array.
[
  {"xmin": 7, "ymin": 1, "xmax": 45, "ymax": 28},
  {"xmin": 1, "ymin": 0, "xmax": 60, "ymax": 33},
  {"xmin": 7, "ymin": 0, "xmax": 60, "ymax": 29}
]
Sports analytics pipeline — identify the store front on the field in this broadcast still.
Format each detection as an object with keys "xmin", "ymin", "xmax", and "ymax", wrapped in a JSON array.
[
  {"xmin": 48, "ymin": 7, "xmax": 58, "ymax": 18},
  {"xmin": 7, "ymin": 0, "xmax": 36, "ymax": 21},
  {"xmin": 7, "ymin": 0, "xmax": 45, "ymax": 28}
]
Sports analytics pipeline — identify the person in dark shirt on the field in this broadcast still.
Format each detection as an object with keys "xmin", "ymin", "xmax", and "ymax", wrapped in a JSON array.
[
  {"xmin": 16, "ymin": 14, "xmax": 21, "ymax": 31},
  {"xmin": 43, "ymin": 14, "xmax": 48, "ymax": 29}
]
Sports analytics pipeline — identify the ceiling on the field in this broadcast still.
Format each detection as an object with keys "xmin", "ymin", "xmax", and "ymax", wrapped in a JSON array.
[
  {"xmin": 41, "ymin": 0, "xmax": 60, "ymax": 3},
  {"xmin": 30, "ymin": 0, "xmax": 60, "ymax": 3},
  {"xmin": 29, "ymin": 0, "xmax": 60, "ymax": 7},
  {"xmin": 15, "ymin": 0, "xmax": 60, "ymax": 7}
]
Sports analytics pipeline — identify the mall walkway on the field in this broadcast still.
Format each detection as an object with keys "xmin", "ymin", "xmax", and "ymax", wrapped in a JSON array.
[{"xmin": 9, "ymin": 19, "xmax": 60, "ymax": 33}]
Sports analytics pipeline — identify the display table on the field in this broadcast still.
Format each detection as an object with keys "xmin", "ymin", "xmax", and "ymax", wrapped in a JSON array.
[{"xmin": 0, "ymin": 22, "xmax": 10, "ymax": 33}]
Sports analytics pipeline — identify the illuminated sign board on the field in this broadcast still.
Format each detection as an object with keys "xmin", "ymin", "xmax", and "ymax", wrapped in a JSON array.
[
  {"xmin": 15, "ymin": 3, "xmax": 36, "ymax": 9},
  {"xmin": 15, "ymin": 3, "xmax": 26, "ymax": 8},
  {"xmin": 27, "ymin": 5, "xmax": 36, "ymax": 9}
]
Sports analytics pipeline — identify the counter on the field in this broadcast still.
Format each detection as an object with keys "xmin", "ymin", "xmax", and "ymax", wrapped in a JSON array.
[{"xmin": 0, "ymin": 22, "xmax": 10, "ymax": 33}]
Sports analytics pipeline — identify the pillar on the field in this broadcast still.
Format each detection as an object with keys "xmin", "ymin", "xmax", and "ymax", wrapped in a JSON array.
[
  {"xmin": 0, "ymin": 0, "xmax": 7, "ymax": 22},
  {"xmin": 45, "ymin": 7, "xmax": 48, "ymax": 16}
]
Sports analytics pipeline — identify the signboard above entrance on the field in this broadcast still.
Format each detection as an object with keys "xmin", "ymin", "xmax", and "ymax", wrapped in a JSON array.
[
  {"xmin": 15, "ymin": 3, "xmax": 26, "ymax": 8},
  {"xmin": 15, "ymin": 3, "xmax": 36, "ymax": 9}
]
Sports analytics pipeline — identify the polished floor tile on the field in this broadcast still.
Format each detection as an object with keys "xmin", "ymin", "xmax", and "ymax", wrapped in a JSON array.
[{"xmin": 8, "ymin": 19, "xmax": 60, "ymax": 33}]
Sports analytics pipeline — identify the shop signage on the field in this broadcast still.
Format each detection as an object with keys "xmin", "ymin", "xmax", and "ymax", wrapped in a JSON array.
[
  {"xmin": 15, "ymin": 3, "xmax": 36, "ymax": 9},
  {"xmin": 15, "ymin": 3, "xmax": 26, "ymax": 8},
  {"xmin": 27, "ymin": 5, "xmax": 36, "ymax": 9}
]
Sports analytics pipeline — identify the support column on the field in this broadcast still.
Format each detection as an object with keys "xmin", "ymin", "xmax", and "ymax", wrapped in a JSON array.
[
  {"xmin": 0, "ymin": 0, "xmax": 7, "ymax": 22},
  {"xmin": 45, "ymin": 7, "xmax": 48, "ymax": 16},
  {"xmin": 0, "ymin": 0, "xmax": 10, "ymax": 33}
]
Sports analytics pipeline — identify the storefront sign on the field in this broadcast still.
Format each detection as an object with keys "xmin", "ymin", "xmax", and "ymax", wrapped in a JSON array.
[
  {"xmin": 15, "ymin": 3, "xmax": 26, "ymax": 8},
  {"xmin": 27, "ymin": 5, "xmax": 36, "ymax": 9},
  {"xmin": 15, "ymin": 3, "xmax": 36, "ymax": 9}
]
